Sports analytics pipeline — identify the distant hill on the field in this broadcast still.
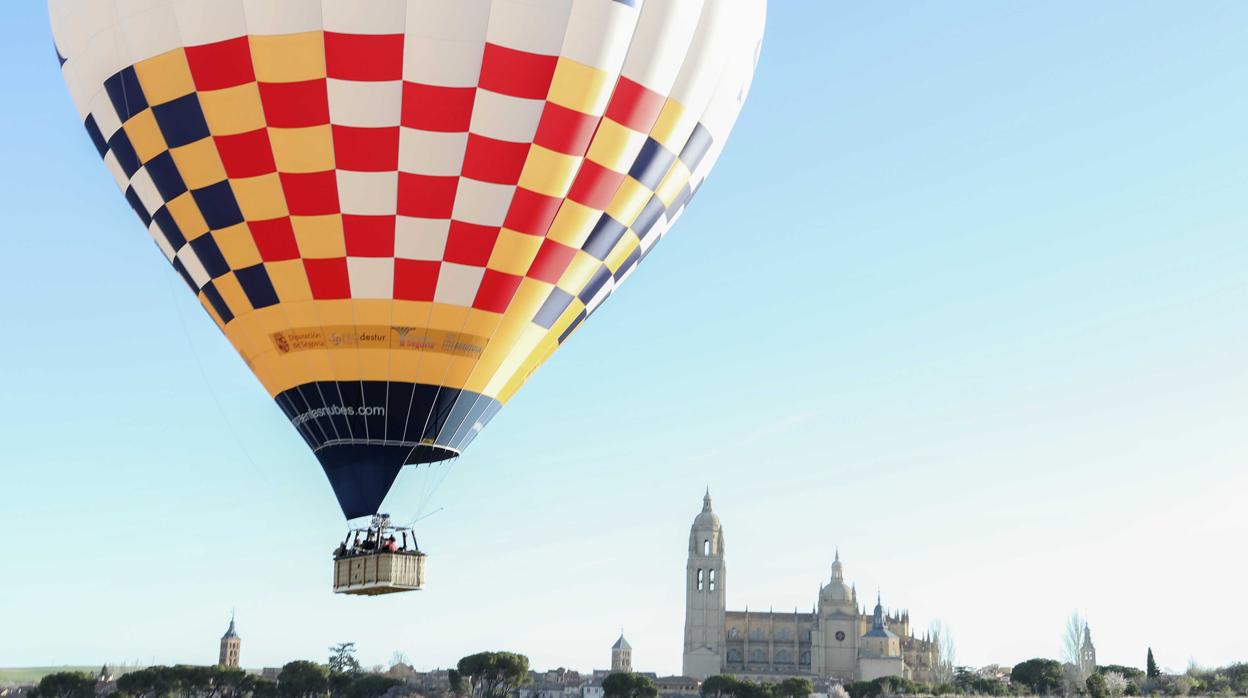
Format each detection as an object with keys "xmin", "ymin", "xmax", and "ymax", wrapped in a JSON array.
[{"xmin": 0, "ymin": 667, "xmax": 101, "ymax": 687}]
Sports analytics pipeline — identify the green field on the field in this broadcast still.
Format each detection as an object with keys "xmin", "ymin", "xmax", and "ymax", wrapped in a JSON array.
[{"xmin": 0, "ymin": 667, "xmax": 101, "ymax": 686}]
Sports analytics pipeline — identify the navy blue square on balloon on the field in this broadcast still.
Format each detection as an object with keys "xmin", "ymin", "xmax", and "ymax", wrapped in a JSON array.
[
  {"xmin": 152, "ymin": 207, "xmax": 186, "ymax": 251},
  {"xmin": 172, "ymin": 257, "xmax": 198, "ymax": 292},
  {"xmin": 124, "ymin": 186, "xmax": 152, "ymax": 227},
  {"xmin": 628, "ymin": 138, "xmax": 676, "ymax": 190},
  {"xmin": 581, "ymin": 214, "xmax": 628, "ymax": 260},
  {"xmin": 679, "ymin": 123, "xmax": 714, "ymax": 170},
  {"xmin": 190, "ymin": 234, "xmax": 230, "ymax": 279},
  {"xmin": 144, "ymin": 152, "xmax": 188, "ymax": 201},
  {"xmin": 191, "ymin": 181, "xmax": 244, "ymax": 229},
  {"xmin": 107, "ymin": 130, "xmax": 141, "ymax": 178},
  {"xmin": 578, "ymin": 265, "xmax": 612, "ymax": 305},
  {"xmin": 534, "ymin": 288, "xmax": 575, "ymax": 329},
  {"xmin": 104, "ymin": 67, "xmax": 147, "ymax": 122},
  {"xmin": 633, "ymin": 195, "xmax": 666, "ymax": 238},
  {"xmin": 201, "ymin": 280, "xmax": 234, "ymax": 324},
  {"xmin": 84, "ymin": 116, "xmax": 109, "ymax": 158},
  {"xmin": 152, "ymin": 93, "xmax": 211, "ymax": 148},
  {"xmin": 235, "ymin": 264, "xmax": 280, "ymax": 309}
]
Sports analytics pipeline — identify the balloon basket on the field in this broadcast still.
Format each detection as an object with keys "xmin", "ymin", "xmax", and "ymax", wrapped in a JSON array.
[{"xmin": 333, "ymin": 551, "xmax": 426, "ymax": 595}]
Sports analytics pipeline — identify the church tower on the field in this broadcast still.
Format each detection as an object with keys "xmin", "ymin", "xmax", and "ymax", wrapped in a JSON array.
[
  {"xmin": 611, "ymin": 633, "xmax": 633, "ymax": 673},
  {"xmin": 682, "ymin": 490, "xmax": 725, "ymax": 680},
  {"xmin": 1080, "ymin": 623, "xmax": 1097, "ymax": 677},
  {"xmin": 812, "ymin": 550, "xmax": 859, "ymax": 681},
  {"xmin": 218, "ymin": 614, "xmax": 241, "ymax": 668}
]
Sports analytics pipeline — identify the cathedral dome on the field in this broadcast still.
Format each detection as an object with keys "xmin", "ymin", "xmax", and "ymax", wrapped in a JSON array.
[
  {"xmin": 692, "ymin": 490, "xmax": 720, "ymax": 529},
  {"xmin": 820, "ymin": 550, "xmax": 854, "ymax": 605}
]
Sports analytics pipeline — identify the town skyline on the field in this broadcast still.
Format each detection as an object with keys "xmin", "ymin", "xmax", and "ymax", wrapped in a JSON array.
[{"xmin": 3, "ymin": 0, "xmax": 1246, "ymax": 680}]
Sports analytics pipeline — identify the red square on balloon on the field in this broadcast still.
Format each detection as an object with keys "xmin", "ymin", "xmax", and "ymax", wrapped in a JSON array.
[
  {"xmin": 185, "ymin": 37, "xmax": 255, "ymax": 91},
  {"xmin": 249, "ymin": 217, "xmax": 300, "ymax": 261},
  {"xmin": 504, "ymin": 188, "xmax": 562, "ymax": 236},
  {"xmin": 443, "ymin": 222, "xmax": 500, "ymax": 267},
  {"xmin": 398, "ymin": 173, "xmax": 458, "ymax": 218},
  {"xmin": 215, "ymin": 129, "xmax": 276, "ymax": 178},
  {"xmin": 567, "ymin": 160, "xmax": 625, "ymax": 211},
  {"xmin": 394, "ymin": 259, "xmax": 440, "ymax": 301},
  {"xmin": 259, "ymin": 79, "xmax": 330, "ymax": 128},
  {"xmin": 304, "ymin": 258, "xmax": 351, "ymax": 299},
  {"xmin": 462, "ymin": 135, "xmax": 530, "ymax": 185},
  {"xmin": 473, "ymin": 269, "xmax": 523, "ymax": 313},
  {"xmin": 280, "ymin": 171, "xmax": 340, "ymax": 216},
  {"xmin": 402, "ymin": 83, "xmax": 476, "ymax": 132},
  {"xmin": 343, "ymin": 215, "xmax": 396, "ymax": 257}
]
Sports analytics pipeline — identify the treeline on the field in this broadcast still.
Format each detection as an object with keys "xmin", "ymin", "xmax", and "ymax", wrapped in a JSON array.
[{"xmin": 29, "ymin": 663, "xmax": 400, "ymax": 698}]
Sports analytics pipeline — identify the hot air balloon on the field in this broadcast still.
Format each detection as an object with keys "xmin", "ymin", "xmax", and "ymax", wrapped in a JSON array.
[{"xmin": 51, "ymin": 0, "xmax": 765, "ymax": 593}]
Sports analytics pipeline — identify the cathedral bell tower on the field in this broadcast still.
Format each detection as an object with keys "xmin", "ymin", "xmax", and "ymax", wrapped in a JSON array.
[
  {"xmin": 218, "ymin": 613, "xmax": 240, "ymax": 668},
  {"xmin": 682, "ymin": 490, "xmax": 725, "ymax": 680}
]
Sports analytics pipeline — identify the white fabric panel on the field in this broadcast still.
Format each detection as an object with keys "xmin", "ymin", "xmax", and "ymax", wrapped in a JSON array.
[
  {"xmin": 87, "ymin": 90, "xmax": 124, "ymax": 139},
  {"xmin": 77, "ymin": 25, "xmax": 127, "ymax": 105},
  {"xmin": 242, "ymin": 0, "xmax": 322, "ymax": 36},
  {"xmin": 176, "ymin": 245, "xmax": 210, "ymax": 288},
  {"xmin": 398, "ymin": 129, "xmax": 468, "ymax": 176},
  {"xmin": 666, "ymin": 0, "xmax": 736, "ymax": 108},
  {"xmin": 337, "ymin": 171, "xmax": 399, "ymax": 216},
  {"xmin": 130, "ymin": 167, "xmax": 165, "ymax": 215},
  {"xmin": 102, "ymin": 150, "xmax": 130, "ymax": 192},
  {"xmin": 434, "ymin": 263, "xmax": 486, "ymax": 306},
  {"xmin": 486, "ymin": 0, "xmax": 573, "ymax": 54},
  {"xmin": 322, "ymin": 0, "xmax": 406, "ymax": 34},
  {"xmin": 404, "ymin": 0, "xmax": 491, "ymax": 40},
  {"xmin": 402, "ymin": 39, "xmax": 487, "ymax": 87},
  {"xmin": 118, "ymin": 2, "xmax": 183, "ymax": 66},
  {"xmin": 395, "ymin": 217, "xmax": 450, "ymax": 260},
  {"xmin": 468, "ymin": 91, "xmax": 544, "ymax": 142},
  {"xmin": 171, "ymin": 0, "xmax": 248, "ymax": 46},
  {"xmin": 558, "ymin": 0, "xmax": 640, "ymax": 72},
  {"xmin": 619, "ymin": 0, "xmax": 705, "ymax": 94},
  {"xmin": 347, "ymin": 257, "xmax": 396, "ymax": 299},
  {"xmin": 451, "ymin": 179, "xmax": 514, "ymax": 227},
  {"xmin": 61, "ymin": 56, "xmax": 100, "ymax": 121},
  {"xmin": 327, "ymin": 80, "xmax": 403, "ymax": 127},
  {"xmin": 49, "ymin": 0, "xmax": 114, "ymax": 65},
  {"xmin": 149, "ymin": 220, "xmax": 177, "ymax": 261}
]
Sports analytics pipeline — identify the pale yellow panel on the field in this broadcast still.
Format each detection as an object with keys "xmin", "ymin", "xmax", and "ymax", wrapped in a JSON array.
[
  {"xmin": 214, "ymin": 272, "xmax": 253, "ymax": 318},
  {"xmin": 250, "ymin": 33, "xmax": 326, "ymax": 83},
  {"xmin": 545, "ymin": 200, "xmax": 599, "ymax": 249},
  {"xmin": 605, "ymin": 176, "xmax": 653, "ymax": 227},
  {"xmin": 649, "ymin": 99, "xmax": 693, "ymax": 151},
  {"xmin": 166, "ymin": 192, "xmax": 210, "ymax": 240},
  {"xmin": 556, "ymin": 251, "xmax": 603, "ymax": 295},
  {"xmin": 517, "ymin": 145, "xmax": 580, "ymax": 199},
  {"xmin": 546, "ymin": 57, "xmax": 611, "ymax": 115},
  {"xmin": 170, "ymin": 138, "xmax": 227, "ymax": 190},
  {"xmin": 604, "ymin": 233, "xmax": 640, "ymax": 274},
  {"xmin": 292, "ymin": 215, "xmax": 346, "ymax": 258},
  {"xmin": 267, "ymin": 259, "xmax": 313, "ymax": 302},
  {"xmin": 487, "ymin": 229, "xmax": 543, "ymax": 276},
  {"xmin": 585, "ymin": 118, "xmax": 646, "ymax": 172},
  {"xmin": 214, "ymin": 223, "xmax": 263, "ymax": 269},
  {"xmin": 655, "ymin": 161, "xmax": 693, "ymax": 207},
  {"xmin": 134, "ymin": 48, "xmax": 195, "ymax": 106},
  {"xmin": 200, "ymin": 83, "xmax": 267, "ymax": 136},
  {"xmin": 232, "ymin": 173, "xmax": 290, "ymax": 220},
  {"xmin": 123, "ymin": 109, "xmax": 168, "ymax": 164},
  {"xmin": 270, "ymin": 126, "xmax": 336, "ymax": 173}
]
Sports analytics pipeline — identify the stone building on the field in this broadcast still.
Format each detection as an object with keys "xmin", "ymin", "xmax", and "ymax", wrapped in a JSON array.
[
  {"xmin": 612, "ymin": 634, "xmax": 633, "ymax": 673},
  {"xmin": 681, "ymin": 492, "xmax": 939, "ymax": 683},
  {"xmin": 218, "ymin": 614, "xmax": 241, "ymax": 668}
]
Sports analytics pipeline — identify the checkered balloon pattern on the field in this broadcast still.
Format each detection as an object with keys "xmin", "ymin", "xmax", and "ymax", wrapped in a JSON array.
[{"xmin": 52, "ymin": 0, "xmax": 766, "ymax": 519}]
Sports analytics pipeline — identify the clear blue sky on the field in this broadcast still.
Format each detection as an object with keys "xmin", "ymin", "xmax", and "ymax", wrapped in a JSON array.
[{"xmin": 2, "ymin": 0, "xmax": 1245, "ymax": 676}]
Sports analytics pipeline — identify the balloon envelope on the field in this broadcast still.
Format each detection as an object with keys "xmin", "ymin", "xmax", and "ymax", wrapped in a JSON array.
[{"xmin": 51, "ymin": 0, "xmax": 765, "ymax": 519}]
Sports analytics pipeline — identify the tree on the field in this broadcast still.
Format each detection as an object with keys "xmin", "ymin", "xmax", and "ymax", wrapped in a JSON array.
[
  {"xmin": 1087, "ymin": 673, "xmax": 1109, "ymax": 698},
  {"xmin": 927, "ymin": 621, "xmax": 957, "ymax": 685},
  {"xmin": 1147, "ymin": 649, "xmax": 1161, "ymax": 679},
  {"xmin": 1102, "ymin": 672, "xmax": 1128, "ymax": 697},
  {"xmin": 1063, "ymin": 612, "xmax": 1088, "ymax": 676},
  {"xmin": 774, "ymin": 678, "xmax": 813, "ymax": 698},
  {"xmin": 34, "ymin": 672, "xmax": 96, "ymax": 698},
  {"xmin": 603, "ymin": 673, "xmax": 658, "ymax": 698},
  {"xmin": 278, "ymin": 661, "xmax": 329, "ymax": 698},
  {"xmin": 700, "ymin": 676, "xmax": 738, "ymax": 698},
  {"xmin": 344, "ymin": 675, "xmax": 401, "ymax": 698},
  {"xmin": 454, "ymin": 651, "xmax": 530, "ymax": 698},
  {"xmin": 1011, "ymin": 658, "xmax": 1065, "ymax": 695},
  {"xmin": 329, "ymin": 643, "xmax": 362, "ymax": 676}
]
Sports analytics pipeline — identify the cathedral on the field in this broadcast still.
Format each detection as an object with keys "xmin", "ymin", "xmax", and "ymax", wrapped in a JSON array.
[{"xmin": 681, "ymin": 492, "xmax": 939, "ymax": 684}]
